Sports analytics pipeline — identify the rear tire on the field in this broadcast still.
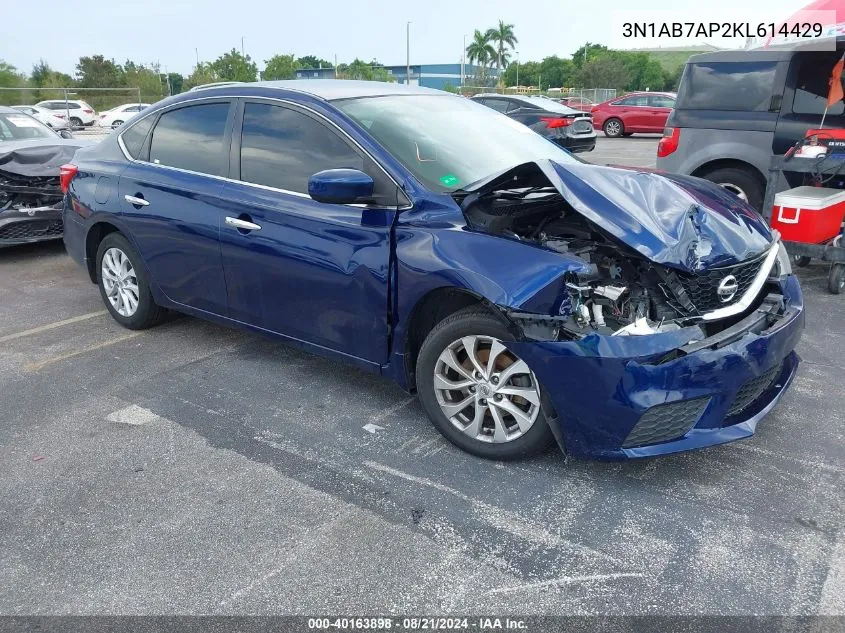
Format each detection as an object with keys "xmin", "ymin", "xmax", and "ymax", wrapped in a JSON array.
[
  {"xmin": 793, "ymin": 255, "xmax": 812, "ymax": 268},
  {"xmin": 112, "ymin": 120, "xmax": 123, "ymax": 129},
  {"xmin": 69, "ymin": 117, "xmax": 82, "ymax": 128},
  {"xmin": 416, "ymin": 307, "xmax": 554, "ymax": 460},
  {"xmin": 96, "ymin": 233, "xmax": 166, "ymax": 330},
  {"xmin": 699, "ymin": 166, "xmax": 764, "ymax": 211},
  {"xmin": 829, "ymin": 264, "xmax": 845, "ymax": 294},
  {"xmin": 603, "ymin": 118, "xmax": 624, "ymax": 138}
]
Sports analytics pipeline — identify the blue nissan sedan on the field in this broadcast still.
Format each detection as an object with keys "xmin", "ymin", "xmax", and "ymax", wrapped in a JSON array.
[{"xmin": 61, "ymin": 81, "xmax": 803, "ymax": 460}]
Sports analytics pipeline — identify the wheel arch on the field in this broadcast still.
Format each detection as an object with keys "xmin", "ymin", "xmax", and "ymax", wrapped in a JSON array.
[
  {"xmin": 84, "ymin": 221, "xmax": 122, "ymax": 283},
  {"xmin": 401, "ymin": 286, "xmax": 510, "ymax": 393},
  {"xmin": 690, "ymin": 158, "xmax": 766, "ymax": 188}
]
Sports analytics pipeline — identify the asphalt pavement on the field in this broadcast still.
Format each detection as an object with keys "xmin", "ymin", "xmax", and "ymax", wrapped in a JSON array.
[{"xmin": 0, "ymin": 135, "xmax": 843, "ymax": 616}]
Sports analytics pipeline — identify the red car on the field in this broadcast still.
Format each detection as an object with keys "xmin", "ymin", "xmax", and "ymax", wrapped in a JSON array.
[{"xmin": 590, "ymin": 92, "xmax": 676, "ymax": 137}]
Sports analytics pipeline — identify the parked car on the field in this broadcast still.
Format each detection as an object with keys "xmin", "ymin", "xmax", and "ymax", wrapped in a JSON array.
[
  {"xmin": 559, "ymin": 96, "xmax": 593, "ymax": 112},
  {"xmin": 62, "ymin": 81, "xmax": 802, "ymax": 461},
  {"xmin": 591, "ymin": 92, "xmax": 676, "ymax": 137},
  {"xmin": 35, "ymin": 100, "xmax": 97, "ymax": 128},
  {"xmin": 471, "ymin": 93, "xmax": 596, "ymax": 152},
  {"xmin": 0, "ymin": 107, "xmax": 87, "ymax": 247},
  {"xmin": 656, "ymin": 42, "xmax": 845, "ymax": 210},
  {"xmin": 10, "ymin": 105, "xmax": 70, "ymax": 130},
  {"xmin": 97, "ymin": 103, "xmax": 151, "ymax": 129}
]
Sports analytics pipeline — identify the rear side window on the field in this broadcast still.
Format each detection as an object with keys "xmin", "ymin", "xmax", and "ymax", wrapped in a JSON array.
[
  {"xmin": 614, "ymin": 95, "xmax": 648, "ymax": 106},
  {"xmin": 649, "ymin": 95, "xmax": 675, "ymax": 108},
  {"xmin": 149, "ymin": 103, "xmax": 230, "ymax": 176},
  {"xmin": 677, "ymin": 62, "xmax": 777, "ymax": 111},
  {"xmin": 792, "ymin": 52, "xmax": 845, "ymax": 116},
  {"xmin": 121, "ymin": 116, "xmax": 155, "ymax": 159},
  {"xmin": 239, "ymin": 102, "xmax": 363, "ymax": 194}
]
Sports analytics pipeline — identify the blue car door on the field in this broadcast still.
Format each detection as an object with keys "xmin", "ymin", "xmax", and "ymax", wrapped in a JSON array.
[
  {"xmin": 217, "ymin": 99, "xmax": 402, "ymax": 366},
  {"xmin": 117, "ymin": 99, "xmax": 235, "ymax": 315}
]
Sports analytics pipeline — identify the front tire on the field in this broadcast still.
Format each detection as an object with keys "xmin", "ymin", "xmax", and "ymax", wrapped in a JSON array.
[
  {"xmin": 829, "ymin": 264, "xmax": 845, "ymax": 294},
  {"xmin": 603, "ymin": 118, "xmax": 624, "ymax": 137},
  {"xmin": 96, "ymin": 233, "xmax": 165, "ymax": 330},
  {"xmin": 416, "ymin": 307, "xmax": 554, "ymax": 460}
]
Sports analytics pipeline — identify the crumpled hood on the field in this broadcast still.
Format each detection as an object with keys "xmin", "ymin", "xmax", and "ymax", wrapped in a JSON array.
[
  {"xmin": 0, "ymin": 139, "xmax": 91, "ymax": 178},
  {"xmin": 537, "ymin": 160, "xmax": 773, "ymax": 272}
]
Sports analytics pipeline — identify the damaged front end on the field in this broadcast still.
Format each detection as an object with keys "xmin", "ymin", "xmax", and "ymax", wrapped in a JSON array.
[
  {"xmin": 454, "ymin": 160, "xmax": 804, "ymax": 458},
  {"xmin": 0, "ymin": 141, "xmax": 82, "ymax": 246}
]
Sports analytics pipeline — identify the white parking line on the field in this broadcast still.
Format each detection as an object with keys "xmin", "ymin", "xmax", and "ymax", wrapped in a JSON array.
[
  {"xmin": 25, "ymin": 331, "xmax": 143, "ymax": 372},
  {"xmin": 0, "ymin": 310, "xmax": 107, "ymax": 343},
  {"xmin": 106, "ymin": 405, "xmax": 160, "ymax": 426}
]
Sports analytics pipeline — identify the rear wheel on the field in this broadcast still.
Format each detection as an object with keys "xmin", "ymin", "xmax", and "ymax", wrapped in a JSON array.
[
  {"xmin": 603, "ymin": 118, "xmax": 624, "ymax": 138},
  {"xmin": 416, "ymin": 307, "xmax": 554, "ymax": 460},
  {"xmin": 96, "ymin": 233, "xmax": 165, "ymax": 330},
  {"xmin": 111, "ymin": 120, "xmax": 123, "ymax": 128},
  {"xmin": 829, "ymin": 264, "xmax": 845, "ymax": 294},
  {"xmin": 699, "ymin": 166, "xmax": 764, "ymax": 211},
  {"xmin": 69, "ymin": 116, "xmax": 82, "ymax": 128}
]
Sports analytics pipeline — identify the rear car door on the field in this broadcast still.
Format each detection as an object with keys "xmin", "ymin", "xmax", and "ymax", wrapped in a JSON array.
[
  {"xmin": 612, "ymin": 95, "xmax": 649, "ymax": 130},
  {"xmin": 647, "ymin": 94, "xmax": 675, "ymax": 132},
  {"xmin": 216, "ymin": 99, "xmax": 399, "ymax": 365},
  {"xmin": 117, "ymin": 100, "xmax": 234, "ymax": 315}
]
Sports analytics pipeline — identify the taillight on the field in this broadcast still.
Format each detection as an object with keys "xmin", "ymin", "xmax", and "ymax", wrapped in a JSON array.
[
  {"xmin": 55, "ymin": 114, "xmax": 66, "ymax": 118},
  {"xmin": 60, "ymin": 164, "xmax": 78, "ymax": 193},
  {"xmin": 541, "ymin": 116, "xmax": 573, "ymax": 129},
  {"xmin": 657, "ymin": 127, "xmax": 680, "ymax": 158},
  {"xmin": 83, "ymin": 109, "xmax": 94, "ymax": 114}
]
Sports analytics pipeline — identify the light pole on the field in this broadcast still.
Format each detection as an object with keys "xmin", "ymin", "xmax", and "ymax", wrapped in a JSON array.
[
  {"xmin": 461, "ymin": 33, "xmax": 467, "ymax": 89},
  {"xmin": 406, "ymin": 22, "xmax": 411, "ymax": 85}
]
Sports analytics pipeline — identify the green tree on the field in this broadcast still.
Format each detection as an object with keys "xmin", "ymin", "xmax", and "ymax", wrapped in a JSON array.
[
  {"xmin": 296, "ymin": 55, "xmax": 332, "ymax": 70},
  {"xmin": 183, "ymin": 62, "xmax": 219, "ymax": 89},
  {"xmin": 0, "ymin": 61, "xmax": 28, "ymax": 105},
  {"xmin": 337, "ymin": 58, "xmax": 394, "ymax": 81},
  {"xmin": 576, "ymin": 56, "xmax": 629, "ymax": 91},
  {"xmin": 485, "ymin": 20, "xmax": 517, "ymax": 80},
  {"xmin": 503, "ymin": 60, "xmax": 539, "ymax": 88},
  {"xmin": 211, "ymin": 49, "xmax": 258, "ymax": 82},
  {"xmin": 621, "ymin": 52, "xmax": 664, "ymax": 91},
  {"xmin": 76, "ymin": 55, "xmax": 124, "ymax": 87},
  {"xmin": 570, "ymin": 43, "xmax": 610, "ymax": 69},
  {"xmin": 123, "ymin": 60, "xmax": 165, "ymax": 100},
  {"xmin": 30, "ymin": 59, "xmax": 52, "ymax": 87},
  {"xmin": 465, "ymin": 30, "xmax": 496, "ymax": 85},
  {"xmin": 262, "ymin": 54, "xmax": 297, "ymax": 80},
  {"xmin": 167, "ymin": 72, "xmax": 184, "ymax": 94},
  {"xmin": 539, "ymin": 55, "xmax": 574, "ymax": 89}
]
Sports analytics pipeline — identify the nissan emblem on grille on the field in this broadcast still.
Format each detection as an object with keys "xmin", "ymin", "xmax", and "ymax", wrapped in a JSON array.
[{"xmin": 717, "ymin": 275, "xmax": 739, "ymax": 303}]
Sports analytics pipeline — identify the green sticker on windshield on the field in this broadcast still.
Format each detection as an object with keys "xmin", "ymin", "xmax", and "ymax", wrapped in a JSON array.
[{"xmin": 439, "ymin": 174, "xmax": 460, "ymax": 187}]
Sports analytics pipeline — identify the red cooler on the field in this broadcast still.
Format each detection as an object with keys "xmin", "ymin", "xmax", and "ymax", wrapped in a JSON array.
[{"xmin": 771, "ymin": 186, "xmax": 845, "ymax": 243}]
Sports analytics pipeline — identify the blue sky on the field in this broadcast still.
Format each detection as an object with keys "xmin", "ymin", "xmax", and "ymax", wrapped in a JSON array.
[{"xmin": 6, "ymin": 0, "xmax": 807, "ymax": 76}]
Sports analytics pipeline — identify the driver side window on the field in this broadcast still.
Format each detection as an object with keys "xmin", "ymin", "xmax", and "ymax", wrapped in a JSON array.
[{"xmin": 239, "ymin": 102, "xmax": 365, "ymax": 195}]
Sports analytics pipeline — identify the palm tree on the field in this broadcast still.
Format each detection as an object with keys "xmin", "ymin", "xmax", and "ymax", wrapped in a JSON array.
[
  {"xmin": 486, "ymin": 20, "xmax": 518, "ymax": 82},
  {"xmin": 465, "ymin": 29, "xmax": 495, "ymax": 84}
]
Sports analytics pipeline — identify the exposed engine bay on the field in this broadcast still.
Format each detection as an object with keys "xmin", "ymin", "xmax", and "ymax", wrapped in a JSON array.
[
  {"xmin": 0, "ymin": 172, "xmax": 62, "ymax": 214},
  {"xmin": 454, "ymin": 166, "xmax": 780, "ymax": 340}
]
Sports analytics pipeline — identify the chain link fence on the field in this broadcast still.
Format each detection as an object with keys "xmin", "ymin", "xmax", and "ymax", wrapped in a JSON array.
[
  {"xmin": 0, "ymin": 87, "xmax": 147, "ymax": 112},
  {"xmin": 457, "ymin": 86, "xmax": 617, "ymax": 102}
]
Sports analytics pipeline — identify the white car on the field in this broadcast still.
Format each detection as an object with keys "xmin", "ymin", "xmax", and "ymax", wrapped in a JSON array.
[
  {"xmin": 10, "ymin": 105, "xmax": 70, "ymax": 130},
  {"xmin": 34, "ymin": 99, "xmax": 97, "ymax": 128},
  {"xmin": 96, "ymin": 103, "xmax": 150, "ymax": 129}
]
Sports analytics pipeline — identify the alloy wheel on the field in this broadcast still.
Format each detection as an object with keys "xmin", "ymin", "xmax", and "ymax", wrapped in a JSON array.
[
  {"xmin": 433, "ymin": 335, "xmax": 541, "ymax": 443},
  {"xmin": 718, "ymin": 182, "xmax": 749, "ymax": 202},
  {"xmin": 604, "ymin": 120, "xmax": 622, "ymax": 136},
  {"xmin": 101, "ymin": 247, "xmax": 140, "ymax": 317}
]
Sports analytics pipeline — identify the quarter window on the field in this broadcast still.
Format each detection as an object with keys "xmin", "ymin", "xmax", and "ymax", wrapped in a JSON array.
[
  {"xmin": 792, "ymin": 52, "xmax": 845, "ymax": 116},
  {"xmin": 648, "ymin": 95, "xmax": 675, "ymax": 108},
  {"xmin": 481, "ymin": 99, "xmax": 510, "ymax": 113},
  {"xmin": 614, "ymin": 95, "xmax": 648, "ymax": 106},
  {"xmin": 149, "ymin": 103, "xmax": 231, "ymax": 176},
  {"xmin": 121, "ymin": 115, "xmax": 155, "ymax": 159},
  {"xmin": 239, "ymin": 102, "xmax": 363, "ymax": 194}
]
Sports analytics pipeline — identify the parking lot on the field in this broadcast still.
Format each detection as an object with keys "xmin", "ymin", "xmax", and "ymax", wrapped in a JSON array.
[{"xmin": 0, "ymin": 135, "xmax": 843, "ymax": 615}]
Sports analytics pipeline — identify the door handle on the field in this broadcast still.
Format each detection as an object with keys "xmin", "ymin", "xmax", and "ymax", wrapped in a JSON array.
[
  {"xmin": 124, "ymin": 194, "xmax": 149, "ymax": 207},
  {"xmin": 225, "ymin": 216, "xmax": 262, "ymax": 231}
]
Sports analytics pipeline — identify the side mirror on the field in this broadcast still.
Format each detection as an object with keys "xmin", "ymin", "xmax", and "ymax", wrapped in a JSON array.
[
  {"xmin": 58, "ymin": 129, "xmax": 74, "ymax": 139},
  {"xmin": 308, "ymin": 169, "xmax": 374, "ymax": 205}
]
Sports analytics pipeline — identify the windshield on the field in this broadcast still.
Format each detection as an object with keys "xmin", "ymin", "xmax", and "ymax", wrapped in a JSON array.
[
  {"xmin": 0, "ymin": 113, "xmax": 58, "ymax": 141},
  {"xmin": 336, "ymin": 94, "xmax": 576, "ymax": 191}
]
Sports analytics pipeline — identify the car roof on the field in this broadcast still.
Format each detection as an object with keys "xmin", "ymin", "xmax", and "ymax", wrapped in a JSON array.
[{"xmin": 188, "ymin": 80, "xmax": 447, "ymax": 101}]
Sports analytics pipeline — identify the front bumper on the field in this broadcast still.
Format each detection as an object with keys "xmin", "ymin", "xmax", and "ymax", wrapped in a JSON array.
[
  {"xmin": 0, "ymin": 203, "xmax": 63, "ymax": 246},
  {"xmin": 507, "ymin": 275, "xmax": 804, "ymax": 459}
]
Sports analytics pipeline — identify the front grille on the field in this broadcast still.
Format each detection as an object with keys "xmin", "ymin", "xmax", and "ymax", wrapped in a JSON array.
[
  {"xmin": 675, "ymin": 255, "xmax": 766, "ymax": 313},
  {"xmin": 572, "ymin": 118, "xmax": 592, "ymax": 133},
  {"xmin": 726, "ymin": 362, "xmax": 783, "ymax": 419},
  {"xmin": 0, "ymin": 219, "xmax": 63, "ymax": 241},
  {"xmin": 622, "ymin": 397, "xmax": 710, "ymax": 448}
]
